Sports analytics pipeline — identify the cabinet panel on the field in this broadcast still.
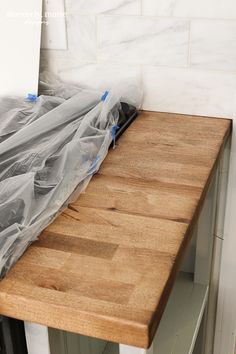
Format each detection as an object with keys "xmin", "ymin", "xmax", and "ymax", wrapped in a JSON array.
[{"xmin": 49, "ymin": 328, "xmax": 107, "ymax": 354}]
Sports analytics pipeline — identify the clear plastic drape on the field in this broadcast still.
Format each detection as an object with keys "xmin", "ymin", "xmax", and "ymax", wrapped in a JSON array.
[{"xmin": 0, "ymin": 78, "xmax": 141, "ymax": 278}]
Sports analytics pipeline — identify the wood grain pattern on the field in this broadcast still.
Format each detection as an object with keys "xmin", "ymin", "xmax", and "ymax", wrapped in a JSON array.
[{"xmin": 0, "ymin": 111, "xmax": 231, "ymax": 348}]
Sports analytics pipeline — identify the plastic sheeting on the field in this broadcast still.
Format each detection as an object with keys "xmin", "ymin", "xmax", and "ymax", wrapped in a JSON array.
[{"xmin": 0, "ymin": 79, "xmax": 141, "ymax": 278}]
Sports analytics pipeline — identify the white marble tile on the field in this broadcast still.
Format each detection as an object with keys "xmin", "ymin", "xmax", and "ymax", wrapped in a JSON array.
[
  {"xmin": 66, "ymin": 14, "xmax": 97, "ymax": 61},
  {"xmin": 191, "ymin": 20, "xmax": 236, "ymax": 72},
  {"xmin": 54, "ymin": 60, "xmax": 142, "ymax": 91},
  {"xmin": 142, "ymin": 0, "xmax": 236, "ymax": 19},
  {"xmin": 98, "ymin": 16, "xmax": 189, "ymax": 66},
  {"xmin": 42, "ymin": 14, "xmax": 97, "ymax": 62},
  {"xmin": 40, "ymin": 50, "xmax": 63, "ymax": 75},
  {"xmin": 142, "ymin": 0, "xmax": 176, "ymax": 16},
  {"xmin": 142, "ymin": 67, "xmax": 236, "ymax": 118},
  {"xmin": 65, "ymin": 0, "xmax": 141, "ymax": 15},
  {"xmin": 53, "ymin": 61, "xmax": 143, "ymax": 107}
]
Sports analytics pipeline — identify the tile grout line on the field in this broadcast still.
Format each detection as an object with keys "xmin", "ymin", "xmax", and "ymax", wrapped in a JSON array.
[
  {"xmin": 41, "ymin": 54, "xmax": 236, "ymax": 76},
  {"xmin": 65, "ymin": 11, "xmax": 236, "ymax": 22},
  {"xmin": 187, "ymin": 19, "xmax": 192, "ymax": 67},
  {"xmin": 95, "ymin": 14, "xmax": 99, "ymax": 63}
]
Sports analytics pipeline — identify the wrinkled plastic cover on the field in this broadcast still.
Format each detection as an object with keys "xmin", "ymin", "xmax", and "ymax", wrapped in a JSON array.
[{"xmin": 0, "ymin": 74, "xmax": 142, "ymax": 278}]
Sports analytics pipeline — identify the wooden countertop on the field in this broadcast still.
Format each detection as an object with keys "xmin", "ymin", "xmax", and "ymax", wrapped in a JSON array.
[{"xmin": 0, "ymin": 111, "xmax": 231, "ymax": 349}]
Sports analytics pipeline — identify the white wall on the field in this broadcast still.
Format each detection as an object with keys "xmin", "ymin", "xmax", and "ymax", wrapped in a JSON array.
[{"xmin": 41, "ymin": 1, "xmax": 236, "ymax": 353}]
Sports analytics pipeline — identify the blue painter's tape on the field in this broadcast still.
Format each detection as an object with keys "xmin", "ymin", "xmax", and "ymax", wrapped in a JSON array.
[
  {"xmin": 111, "ymin": 125, "xmax": 119, "ymax": 140},
  {"xmin": 111, "ymin": 124, "xmax": 120, "ymax": 149},
  {"xmin": 27, "ymin": 93, "xmax": 38, "ymax": 102},
  {"xmin": 101, "ymin": 91, "xmax": 109, "ymax": 102}
]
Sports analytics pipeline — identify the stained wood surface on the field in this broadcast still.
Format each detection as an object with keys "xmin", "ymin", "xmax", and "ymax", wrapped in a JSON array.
[{"xmin": 0, "ymin": 111, "xmax": 231, "ymax": 348}]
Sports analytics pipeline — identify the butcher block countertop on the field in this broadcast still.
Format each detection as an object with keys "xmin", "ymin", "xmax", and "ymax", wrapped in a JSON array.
[{"xmin": 0, "ymin": 111, "xmax": 231, "ymax": 349}]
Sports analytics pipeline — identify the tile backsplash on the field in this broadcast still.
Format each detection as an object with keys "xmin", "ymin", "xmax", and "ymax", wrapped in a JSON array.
[
  {"xmin": 142, "ymin": 0, "xmax": 236, "ymax": 19},
  {"xmin": 65, "ymin": 0, "xmax": 141, "ymax": 15},
  {"xmin": 41, "ymin": 0, "xmax": 236, "ymax": 118}
]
